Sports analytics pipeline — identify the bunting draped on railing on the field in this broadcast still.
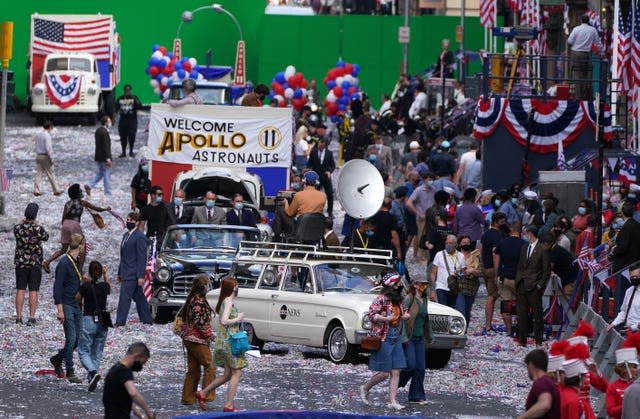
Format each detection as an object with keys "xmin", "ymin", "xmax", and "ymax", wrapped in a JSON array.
[{"xmin": 473, "ymin": 97, "xmax": 613, "ymax": 153}]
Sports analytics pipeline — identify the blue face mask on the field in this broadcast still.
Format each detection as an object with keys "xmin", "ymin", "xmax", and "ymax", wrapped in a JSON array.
[
  {"xmin": 368, "ymin": 155, "xmax": 378, "ymax": 163},
  {"xmin": 365, "ymin": 230, "xmax": 375, "ymax": 237},
  {"xmin": 629, "ymin": 194, "xmax": 637, "ymax": 200},
  {"xmin": 495, "ymin": 199, "xmax": 502, "ymax": 207},
  {"xmin": 511, "ymin": 198, "xmax": 518, "ymax": 205},
  {"xmin": 205, "ymin": 200, "xmax": 215, "ymax": 209},
  {"xmin": 141, "ymin": 165, "xmax": 149, "ymax": 173},
  {"xmin": 578, "ymin": 207, "xmax": 587, "ymax": 215},
  {"xmin": 174, "ymin": 197, "xmax": 183, "ymax": 206},
  {"xmin": 291, "ymin": 182, "xmax": 301, "ymax": 191},
  {"xmin": 180, "ymin": 233, "xmax": 187, "ymax": 242},
  {"xmin": 522, "ymin": 234, "xmax": 530, "ymax": 243},
  {"xmin": 375, "ymin": 143, "xmax": 382, "ymax": 150},
  {"xmin": 155, "ymin": 196, "xmax": 163, "ymax": 203},
  {"xmin": 234, "ymin": 203, "xmax": 244, "ymax": 210}
]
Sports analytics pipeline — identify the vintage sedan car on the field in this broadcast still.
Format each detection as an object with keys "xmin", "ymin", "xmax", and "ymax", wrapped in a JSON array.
[
  {"xmin": 150, "ymin": 224, "xmax": 260, "ymax": 323},
  {"xmin": 207, "ymin": 242, "xmax": 467, "ymax": 368}
]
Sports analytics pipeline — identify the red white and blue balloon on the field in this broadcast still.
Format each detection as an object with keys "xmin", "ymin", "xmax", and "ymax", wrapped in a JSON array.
[
  {"xmin": 269, "ymin": 65, "xmax": 309, "ymax": 111},
  {"xmin": 322, "ymin": 59, "xmax": 361, "ymax": 123},
  {"xmin": 145, "ymin": 44, "xmax": 203, "ymax": 97}
]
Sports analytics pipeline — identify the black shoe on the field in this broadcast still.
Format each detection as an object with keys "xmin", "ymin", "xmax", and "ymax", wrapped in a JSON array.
[
  {"xmin": 129, "ymin": 152, "xmax": 134, "ymax": 157},
  {"xmin": 67, "ymin": 374, "xmax": 82, "ymax": 384},
  {"xmin": 50, "ymin": 355, "xmax": 64, "ymax": 378},
  {"xmin": 118, "ymin": 153, "xmax": 126, "ymax": 158},
  {"xmin": 88, "ymin": 372, "xmax": 101, "ymax": 392},
  {"xmin": 27, "ymin": 318, "xmax": 36, "ymax": 326},
  {"xmin": 15, "ymin": 318, "xmax": 22, "ymax": 325}
]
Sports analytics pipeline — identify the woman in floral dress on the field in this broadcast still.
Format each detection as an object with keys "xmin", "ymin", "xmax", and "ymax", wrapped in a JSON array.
[{"xmin": 196, "ymin": 278, "xmax": 247, "ymax": 412}]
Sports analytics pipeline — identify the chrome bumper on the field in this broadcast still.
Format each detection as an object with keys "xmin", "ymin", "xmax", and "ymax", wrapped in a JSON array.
[{"xmin": 427, "ymin": 334, "xmax": 467, "ymax": 350}]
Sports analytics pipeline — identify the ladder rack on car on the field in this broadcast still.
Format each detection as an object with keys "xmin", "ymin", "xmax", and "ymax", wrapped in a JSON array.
[{"xmin": 237, "ymin": 241, "xmax": 393, "ymax": 264}]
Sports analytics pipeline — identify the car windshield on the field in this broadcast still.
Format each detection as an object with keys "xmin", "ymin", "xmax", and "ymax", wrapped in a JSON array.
[
  {"xmin": 162, "ymin": 227, "xmax": 259, "ymax": 250},
  {"xmin": 198, "ymin": 87, "xmax": 228, "ymax": 105},
  {"xmin": 179, "ymin": 177, "xmax": 254, "ymax": 205},
  {"xmin": 315, "ymin": 263, "xmax": 385, "ymax": 293},
  {"xmin": 69, "ymin": 58, "xmax": 91, "ymax": 71}
]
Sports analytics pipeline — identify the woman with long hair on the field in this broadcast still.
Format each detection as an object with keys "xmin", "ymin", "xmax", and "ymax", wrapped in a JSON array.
[
  {"xmin": 455, "ymin": 235, "xmax": 482, "ymax": 326},
  {"xmin": 196, "ymin": 278, "xmax": 247, "ymax": 412},
  {"xmin": 293, "ymin": 125, "xmax": 310, "ymax": 169},
  {"xmin": 180, "ymin": 274, "xmax": 215, "ymax": 406},
  {"xmin": 359, "ymin": 272, "xmax": 410, "ymax": 410},
  {"xmin": 398, "ymin": 277, "xmax": 433, "ymax": 404}
]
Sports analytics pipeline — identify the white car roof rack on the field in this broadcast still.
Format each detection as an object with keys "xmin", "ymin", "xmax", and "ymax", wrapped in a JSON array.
[{"xmin": 236, "ymin": 241, "xmax": 393, "ymax": 264}]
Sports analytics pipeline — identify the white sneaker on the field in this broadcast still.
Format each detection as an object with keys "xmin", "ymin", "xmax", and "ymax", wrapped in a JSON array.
[
  {"xmin": 388, "ymin": 401, "xmax": 405, "ymax": 410},
  {"xmin": 409, "ymin": 400, "xmax": 430, "ymax": 405},
  {"xmin": 359, "ymin": 385, "xmax": 370, "ymax": 405}
]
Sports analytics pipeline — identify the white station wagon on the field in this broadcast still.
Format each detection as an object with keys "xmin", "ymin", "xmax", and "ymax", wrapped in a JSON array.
[{"xmin": 206, "ymin": 242, "xmax": 467, "ymax": 368}]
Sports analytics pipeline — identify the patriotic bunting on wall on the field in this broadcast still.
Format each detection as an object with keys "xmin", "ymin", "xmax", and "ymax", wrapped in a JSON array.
[{"xmin": 473, "ymin": 98, "xmax": 612, "ymax": 153}]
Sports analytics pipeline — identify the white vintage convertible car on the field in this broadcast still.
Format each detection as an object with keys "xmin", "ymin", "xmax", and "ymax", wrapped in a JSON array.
[{"xmin": 206, "ymin": 242, "xmax": 467, "ymax": 368}]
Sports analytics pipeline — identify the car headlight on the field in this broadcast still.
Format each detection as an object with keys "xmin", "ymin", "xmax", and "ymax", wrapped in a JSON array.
[
  {"xmin": 87, "ymin": 86, "xmax": 97, "ymax": 95},
  {"xmin": 156, "ymin": 289, "xmax": 170, "ymax": 302},
  {"xmin": 156, "ymin": 267, "xmax": 171, "ymax": 283},
  {"xmin": 449, "ymin": 316, "xmax": 465, "ymax": 335},
  {"xmin": 361, "ymin": 312, "xmax": 372, "ymax": 330},
  {"xmin": 33, "ymin": 84, "xmax": 44, "ymax": 95}
]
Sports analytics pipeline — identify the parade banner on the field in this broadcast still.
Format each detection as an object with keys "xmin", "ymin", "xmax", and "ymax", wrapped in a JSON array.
[{"xmin": 148, "ymin": 103, "xmax": 292, "ymax": 168}]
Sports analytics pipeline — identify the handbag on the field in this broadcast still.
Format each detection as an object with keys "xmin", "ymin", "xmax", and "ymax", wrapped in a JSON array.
[
  {"xmin": 173, "ymin": 305, "xmax": 186, "ymax": 338},
  {"xmin": 361, "ymin": 335, "xmax": 381, "ymax": 351},
  {"xmin": 229, "ymin": 321, "xmax": 250, "ymax": 356},
  {"xmin": 443, "ymin": 251, "xmax": 460, "ymax": 296},
  {"xmin": 90, "ymin": 282, "xmax": 113, "ymax": 328},
  {"xmin": 89, "ymin": 210, "xmax": 105, "ymax": 229}
]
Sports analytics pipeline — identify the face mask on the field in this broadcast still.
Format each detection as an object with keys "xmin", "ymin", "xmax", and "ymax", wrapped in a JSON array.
[
  {"xmin": 445, "ymin": 244, "xmax": 456, "ymax": 254},
  {"xmin": 155, "ymin": 196, "xmax": 163, "ymax": 203},
  {"xmin": 602, "ymin": 203, "xmax": 608, "ymax": 210},
  {"xmin": 365, "ymin": 230, "xmax": 375, "ymax": 237},
  {"xmin": 106, "ymin": 122, "xmax": 112, "ymax": 128},
  {"xmin": 630, "ymin": 277, "xmax": 640, "ymax": 287},
  {"xmin": 629, "ymin": 194, "xmax": 637, "ymax": 200},
  {"xmin": 291, "ymin": 182, "xmax": 301, "ymax": 191},
  {"xmin": 174, "ymin": 197, "xmax": 183, "ymax": 206},
  {"xmin": 461, "ymin": 244, "xmax": 473, "ymax": 252},
  {"xmin": 495, "ymin": 199, "xmax": 502, "ymax": 206},
  {"xmin": 511, "ymin": 198, "xmax": 518, "ymax": 205},
  {"xmin": 234, "ymin": 203, "xmax": 244, "ymax": 210},
  {"xmin": 375, "ymin": 143, "xmax": 382, "ymax": 150},
  {"xmin": 131, "ymin": 361, "xmax": 144, "ymax": 372},
  {"xmin": 141, "ymin": 165, "xmax": 149, "ymax": 173},
  {"xmin": 499, "ymin": 224, "xmax": 509, "ymax": 233},
  {"xmin": 417, "ymin": 284, "xmax": 427, "ymax": 293},
  {"xmin": 180, "ymin": 233, "xmax": 187, "ymax": 241},
  {"xmin": 368, "ymin": 155, "xmax": 378, "ymax": 163},
  {"xmin": 427, "ymin": 180, "xmax": 434, "ymax": 187},
  {"xmin": 126, "ymin": 221, "xmax": 136, "ymax": 231},
  {"xmin": 205, "ymin": 200, "xmax": 215, "ymax": 209},
  {"xmin": 522, "ymin": 234, "xmax": 530, "ymax": 243},
  {"xmin": 613, "ymin": 218, "xmax": 624, "ymax": 230},
  {"xmin": 578, "ymin": 207, "xmax": 587, "ymax": 215}
]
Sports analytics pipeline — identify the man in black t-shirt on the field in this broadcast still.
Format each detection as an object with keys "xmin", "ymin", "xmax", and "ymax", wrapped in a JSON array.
[
  {"xmin": 369, "ymin": 198, "xmax": 403, "ymax": 260},
  {"xmin": 139, "ymin": 185, "xmax": 171, "ymax": 244},
  {"xmin": 494, "ymin": 221, "xmax": 526, "ymax": 335},
  {"xmin": 103, "ymin": 342, "xmax": 155, "ymax": 419},
  {"xmin": 115, "ymin": 84, "xmax": 142, "ymax": 158},
  {"xmin": 480, "ymin": 212, "xmax": 508, "ymax": 333}
]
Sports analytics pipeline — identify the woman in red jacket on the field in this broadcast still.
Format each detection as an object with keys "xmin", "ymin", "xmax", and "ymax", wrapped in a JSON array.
[{"xmin": 606, "ymin": 346, "xmax": 639, "ymax": 419}]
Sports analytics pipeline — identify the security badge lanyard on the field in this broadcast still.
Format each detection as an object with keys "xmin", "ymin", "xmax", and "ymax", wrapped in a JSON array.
[
  {"xmin": 356, "ymin": 229, "xmax": 368, "ymax": 249},
  {"xmin": 66, "ymin": 253, "xmax": 82, "ymax": 282}
]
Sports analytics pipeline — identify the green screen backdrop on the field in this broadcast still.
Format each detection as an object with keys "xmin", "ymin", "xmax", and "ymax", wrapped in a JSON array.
[{"xmin": 4, "ymin": 1, "xmax": 492, "ymax": 108}]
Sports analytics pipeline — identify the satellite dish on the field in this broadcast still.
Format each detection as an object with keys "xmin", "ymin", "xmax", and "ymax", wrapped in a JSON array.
[{"xmin": 337, "ymin": 159, "xmax": 385, "ymax": 219}]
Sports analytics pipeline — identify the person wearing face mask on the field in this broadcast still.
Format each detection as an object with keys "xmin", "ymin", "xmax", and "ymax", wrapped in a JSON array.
[
  {"xmin": 398, "ymin": 276, "xmax": 433, "ymax": 405},
  {"xmin": 571, "ymin": 199, "xmax": 593, "ymax": 235},
  {"xmin": 225, "ymin": 194, "xmax": 257, "ymax": 227},
  {"xmin": 610, "ymin": 203, "xmax": 640, "ymax": 313},
  {"xmin": 84, "ymin": 116, "xmax": 113, "ymax": 197},
  {"xmin": 498, "ymin": 189, "xmax": 523, "ymax": 225},
  {"xmin": 479, "ymin": 212, "xmax": 508, "ymax": 333},
  {"xmin": 456, "ymin": 236, "xmax": 482, "ymax": 325},
  {"xmin": 574, "ymin": 215, "xmax": 596, "ymax": 257},
  {"xmin": 102, "ymin": 342, "xmax": 155, "ymax": 419},
  {"xmin": 341, "ymin": 219, "xmax": 376, "ymax": 250},
  {"xmin": 372, "ymin": 135, "xmax": 393, "ymax": 176},
  {"xmin": 360, "ymin": 272, "xmax": 410, "ymax": 410},
  {"xmin": 168, "ymin": 188, "xmax": 194, "ymax": 225},
  {"xmin": 115, "ymin": 213, "xmax": 152, "ymax": 326},
  {"xmin": 608, "ymin": 267, "xmax": 640, "ymax": 333},
  {"xmin": 453, "ymin": 188, "xmax": 484, "ymax": 242},
  {"xmin": 191, "ymin": 191, "xmax": 226, "ymax": 225},
  {"xmin": 538, "ymin": 198, "xmax": 560, "ymax": 240},
  {"xmin": 139, "ymin": 185, "xmax": 172, "ymax": 243},
  {"xmin": 115, "ymin": 84, "xmax": 142, "ymax": 158},
  {"xmin": 430, "ymin": 234, "xmax": 466, "ymax": 308},
  {"xmin": 515, "ymin": 226, "xmax": 551, "ymax": 348},
  {"xmin": 130, "ymin": 158, "xmax": 151, "ymax": 212},
  {"xmin": 406, "ymin": 172, "xmax": 436, "ymax": 261}
]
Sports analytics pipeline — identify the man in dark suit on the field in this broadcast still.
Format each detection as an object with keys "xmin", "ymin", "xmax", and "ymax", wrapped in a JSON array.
[
  {"xmin": 191, "ymin": 191, "xmax": 226, "ymax": 224},
  {"xmin": 307, "ymin": 138, "xmax": 335, "ymax": 216},
  {"xmin": 322, "ymin": 217, "xmax": 340, "ymax": 249},
  {"xmin": 226, "ymin": 193, "xmax": 257, "ymax": 227},
  {"xmin": 168, "ymin": 188, "xmax": 194, "ymax": 225},
  {"xmin": 116, "ymin": 212, "xmax": 152, "ymax": 326},
  {"xmin": 515, "ymin": 225, "xmax": 551, "ymax": 347},
  {"xmin": 611, "ymin": 201, "xmax": 640, "ymax": 312},
  {"xmin": 84, "ymin": 115, "xmax": 113, "ymax": 196}
]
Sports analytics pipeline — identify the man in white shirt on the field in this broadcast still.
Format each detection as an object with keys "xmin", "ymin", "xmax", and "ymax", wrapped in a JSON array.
[
  {"xmin": 454, "ymin": 142, "xmax": 478, "ymax": 188},
  {"xmin": 567, "ymin": 15, "xmax": 605, "ymax": 100},
  {"xmin": 608, "ymin": 268, "xmax": 640, "ymax": 332},
  {"xmin": 34, "ymin": 120, "xmax": 63, "ymax": 196},
  {"xmin": 408, "ymin": 84, "xmax": 427, "ymax": 120},
  {"xmin": 379, "ymin": 93, "xmax": 391, "ymax": 116},
  {"xmin": 430, "ymin": 234, "xmax": 466, "ymax": 308}
]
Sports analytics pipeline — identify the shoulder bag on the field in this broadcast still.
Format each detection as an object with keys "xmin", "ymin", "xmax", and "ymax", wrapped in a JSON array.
[
  {"xmin": 173, "ymin": 304, "xmax": 187, "ymax": 338},
  {"xmin": 443, "ymin": 251, "xmax": 460, "ymax": 295},
  {"xmin": 88, "ymin": 209, "xmax": 105, "ymax": 229},
  {"xmin": 229, "ymin": 320, "xmax": 250, "ymax": 356}
]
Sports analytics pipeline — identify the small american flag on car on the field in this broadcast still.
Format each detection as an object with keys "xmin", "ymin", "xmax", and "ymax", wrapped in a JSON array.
[{"xmin": 0, "ymin": 168, "xmax": 13, "ymax": 192}]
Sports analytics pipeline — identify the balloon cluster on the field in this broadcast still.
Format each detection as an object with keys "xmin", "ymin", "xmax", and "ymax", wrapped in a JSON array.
[
  {"xmin": 269, "ymin": 65, "xmax": 309, "ymax": 111},
  {"xmin": 145, "ymin": 44, "xmax": 204, "ymax": 96},
  {"xmin": 322, "ymin": 59, "xmax": 361, "ymax": 123}
]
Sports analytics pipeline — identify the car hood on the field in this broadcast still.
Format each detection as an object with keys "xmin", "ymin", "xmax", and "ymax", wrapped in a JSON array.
[
  {"xmin": 321, "ymin": 292, "xmax": 465, "ymax": 318},
  {"xmin": 158, "ymin": 250, "xmax": 235, "ymax": 273}
]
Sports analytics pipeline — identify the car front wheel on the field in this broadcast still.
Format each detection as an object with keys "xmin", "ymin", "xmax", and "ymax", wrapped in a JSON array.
[
  {"xmin": 243, "ymin": 322, "xmax": 264, "ymax": 350},
  {"xmin": 327, "ymin": 324, "xmax": 356, "ymax": 363},
  {"xmin": 152, "ymin": 305, "xmax": 174, "ymax": 324},
  {"xmin": 426, "ymin": 348, "xmax": 452, "ymax": 369}
]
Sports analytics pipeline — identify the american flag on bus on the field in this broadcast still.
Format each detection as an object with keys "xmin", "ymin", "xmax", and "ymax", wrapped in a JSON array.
[
  {"xmin": 144, "ymin": 237, "xmax": 157, "ymax": 302},
  {"xmin": 479, "ymin": 0, "xmax": 496, "ymax": 29},
  {"xmin": 0, "ymin": 168, "xmax": 13, "ymax": 192},
  {"xmin": 32, "ymin": 17, "xmax": 111, "ymax": 59},
  {"xmin": 618, "ymin": 10, "xmax": 632, "ymax": 94}
]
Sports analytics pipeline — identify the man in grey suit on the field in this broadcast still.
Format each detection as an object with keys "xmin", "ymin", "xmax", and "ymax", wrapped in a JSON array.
[
  {"xmin": 515, "ymin": 225, "xmax": 551, "ymax": 347},
  {"xmin": 116, "ymin": 212, "xmax": 153, "ymax": 326},
  {"xmin": 191, "ymin": 191, "xmax": 226, "ymax": 224}
]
